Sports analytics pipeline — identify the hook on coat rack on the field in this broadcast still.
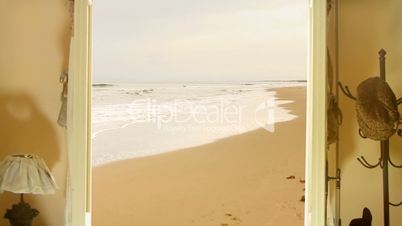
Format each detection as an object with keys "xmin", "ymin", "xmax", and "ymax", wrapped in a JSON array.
[
  {"xmin": 390, "ymin": 201, "xmax": 402, "ymax": 207},
  {"xmin": 338, "ymin": 82, "xmax": 356, "ymax": 100},
  {"xmin": 357, "ymin": 155, "xmax": 382, "ymax": 169},
  {"xmin": 388, "ymin": 157, "xmax": 402, "ymax": 168}
]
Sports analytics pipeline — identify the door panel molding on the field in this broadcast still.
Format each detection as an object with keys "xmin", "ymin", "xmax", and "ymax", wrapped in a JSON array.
[
  {"xmin": 305, "ymin": 0, "xmax": 327, "ymax": 225},
  {"xmin": 67, "ymin": 1, "xmax": 92, "ymax": 226}
]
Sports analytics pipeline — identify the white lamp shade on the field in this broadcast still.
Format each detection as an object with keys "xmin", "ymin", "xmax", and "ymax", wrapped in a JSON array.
[{"xmin": 0, "ymin": 154, "xmax": 58, "ymax": 195}]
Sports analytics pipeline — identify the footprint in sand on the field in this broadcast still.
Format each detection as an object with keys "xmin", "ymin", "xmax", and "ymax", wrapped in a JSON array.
[
  {"xmin": 232, "ymin": 217, "xmax": 241, "ymax": 222},
  {"xmin": 224, "ymin": 213, "xmax": 241, "ymax": 223}
]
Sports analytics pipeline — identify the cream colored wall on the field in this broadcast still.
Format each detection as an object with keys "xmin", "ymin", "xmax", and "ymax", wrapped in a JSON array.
[
  {"xmin": 338, "ymin": 0, "xmax": 402, "ymax": 225},
  {"xmin": 0, "ymin": 1, "xmax": 71, "ymax": 226}
]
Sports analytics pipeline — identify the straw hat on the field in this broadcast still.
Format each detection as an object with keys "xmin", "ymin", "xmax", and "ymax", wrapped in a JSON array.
[{"xmin": 356, "ymin": 77, "xmax": 399, "ymax": 141}]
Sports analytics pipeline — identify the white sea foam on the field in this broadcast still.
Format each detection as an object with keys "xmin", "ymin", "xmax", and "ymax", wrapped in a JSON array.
[{"xmin": 91, "ymin": 81, "xmax": 305, "ymax": 166}]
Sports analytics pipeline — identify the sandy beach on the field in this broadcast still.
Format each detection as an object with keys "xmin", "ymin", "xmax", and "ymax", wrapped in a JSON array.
[{"xmin": 92, "ymin": 86, "xmax": 306, "ymax": 226}]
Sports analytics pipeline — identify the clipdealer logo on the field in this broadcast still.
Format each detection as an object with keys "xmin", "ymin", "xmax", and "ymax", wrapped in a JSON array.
[{"xmin": 128, "ymin": 98, "xmax": 276, "ymax": 132}]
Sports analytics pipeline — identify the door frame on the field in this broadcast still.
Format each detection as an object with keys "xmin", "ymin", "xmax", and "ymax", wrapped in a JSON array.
[{"xmin": 69, "ymin": 0, "xmax": 328, "ymax": 225}]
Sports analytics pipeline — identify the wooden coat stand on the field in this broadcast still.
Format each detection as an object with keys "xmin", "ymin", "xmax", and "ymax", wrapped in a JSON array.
[{"xmin": 339, "ymin": 49, "xmax": 402, "ymax": 226}]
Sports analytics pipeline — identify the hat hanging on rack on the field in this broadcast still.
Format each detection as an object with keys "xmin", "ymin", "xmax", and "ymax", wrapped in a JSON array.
[{"xmin": 355, "ymin": 77, "xmax": 400, "ymax": 141}]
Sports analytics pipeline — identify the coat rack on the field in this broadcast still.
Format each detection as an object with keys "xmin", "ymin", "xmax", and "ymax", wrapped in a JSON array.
[{"xmin": 338, "ymin": 49, "xmax": 402, "ymax": 226}]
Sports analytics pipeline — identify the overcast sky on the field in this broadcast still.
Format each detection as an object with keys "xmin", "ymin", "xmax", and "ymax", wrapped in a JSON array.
[{"xmin": 93, "ymin": 0, "xmax": 308, "ymax": 83}]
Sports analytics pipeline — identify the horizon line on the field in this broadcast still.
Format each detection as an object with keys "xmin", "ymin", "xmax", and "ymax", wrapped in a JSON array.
[{"xmin": 92, "ymin": 80, "xmax": 307, "ymax": 85}]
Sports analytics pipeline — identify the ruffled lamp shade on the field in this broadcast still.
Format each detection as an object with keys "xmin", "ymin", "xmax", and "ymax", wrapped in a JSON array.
[
  {"xmin": 0, "ymin": 154, "xmax": 58, "ymax": 194},
  {"xmin": 0, "ymin": 154, "xmax": 58, "ymax": 226}
]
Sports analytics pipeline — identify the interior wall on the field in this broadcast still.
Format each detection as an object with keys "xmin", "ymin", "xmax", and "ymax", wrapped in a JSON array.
[
  {"xmin": 338, "ymin": 0, "xmax": 402, "ymax": 225},
  {"xmin": 0, "ymin": 0, "xmax": 71, "ymax": 226}
]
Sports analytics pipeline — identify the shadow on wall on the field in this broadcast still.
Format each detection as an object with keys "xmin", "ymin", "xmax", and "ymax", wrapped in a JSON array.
[{"xmin": 0, "ymin": 92, "xmax": 60, "ymax": 226}]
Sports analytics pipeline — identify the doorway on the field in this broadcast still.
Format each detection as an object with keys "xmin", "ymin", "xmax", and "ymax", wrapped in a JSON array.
[{"xmin": 91, "ymin": 1, "xmax": 308, "ymax": 226}]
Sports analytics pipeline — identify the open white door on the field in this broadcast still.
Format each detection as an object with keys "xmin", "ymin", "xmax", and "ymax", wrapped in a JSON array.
[
  {"xmin": 305, "ymin": 0, "xmax": 327, "ymax": 225},
  {"xmin": 66, "ymin": 0, "xmax": 92, "ymax": 226}
]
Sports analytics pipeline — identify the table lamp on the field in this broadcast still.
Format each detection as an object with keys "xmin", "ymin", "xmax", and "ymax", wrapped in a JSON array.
[{"xmin": 0, "ymin": 154, "xmax": 58, "ymax": 226}]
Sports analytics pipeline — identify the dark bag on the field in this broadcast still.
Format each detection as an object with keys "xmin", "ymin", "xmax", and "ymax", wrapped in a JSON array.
[{"xmin": 349, "ymin": 208, "xmax": 372, "ymax": 226}]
